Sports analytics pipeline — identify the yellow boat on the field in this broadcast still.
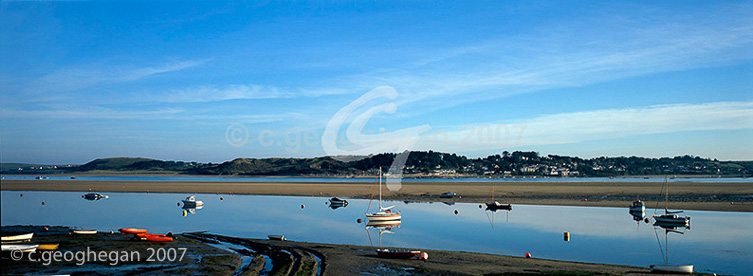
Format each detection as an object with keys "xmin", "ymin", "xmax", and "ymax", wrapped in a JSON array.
[{"xmin": 37, "ymin": 244, "xmax": 59, "ymax": 251}]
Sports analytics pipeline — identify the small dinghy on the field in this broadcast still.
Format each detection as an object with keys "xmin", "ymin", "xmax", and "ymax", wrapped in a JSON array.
[
  {"xmin": 82, "ymin": 192, "xmax": 109, "ymax": 200},
  {"xmin": 650, "ymin": 264, "xmax": 694, "ymax": 274},
  {"xmin": 268, "ymin": 235, "xmax": 286, "ymax": 241},
  {"xmin": 182, "ymin": 196, "xmax": 204, "ymax": 207},
  {"xmin": 119, "ymin": 228, "xmax": 148, "ymax": 234},
  {"xmin": 72, "ymin": 230, "xmax": 97, "ymax": 235},
  {"xmin": 2, "ymin": 244, "xmax": 39, "ymax": 253},
  {"xmin": 328, "ymin": 197, "xmax": 348, "ymax": 205},
  {"xmin": 376, "ymin": 248, "xmax": 422, "ymax": 259},
  {"xmin": 2, "ymin": 233, "xmax": 33, "ymax": 243},
  {"xmin": 37, "ymin": 244, "xmax": 59, "ymax": 251}
]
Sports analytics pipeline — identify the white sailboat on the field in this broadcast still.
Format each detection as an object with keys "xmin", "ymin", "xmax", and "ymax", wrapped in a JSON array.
[
  {"xmin": 650, "ymin": 225, "xmax": 693, "ymax": 274},
  {"xmin": 653, "ymin": 176, "xmax": 690, "ymax": 226},
  {"xmin": 365, "ymin": 168, "xmax": 401, "ymax": 221}
]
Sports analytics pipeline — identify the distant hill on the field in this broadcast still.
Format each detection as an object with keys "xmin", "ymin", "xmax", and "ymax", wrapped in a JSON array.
[
  {"xmin": 74, "ymin": 157, "xmax": 157, "ymax": 171},
  {"xmin": 2, "ymin": 152, "xmax": 751, "ymax": 177}
]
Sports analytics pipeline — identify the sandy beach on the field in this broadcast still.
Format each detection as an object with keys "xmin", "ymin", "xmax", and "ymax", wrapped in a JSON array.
[{"xmin": 2, "ymin": 179, "xmax": 752, "ymax": 212}]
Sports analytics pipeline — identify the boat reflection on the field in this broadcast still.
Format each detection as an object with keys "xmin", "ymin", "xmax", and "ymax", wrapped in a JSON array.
[
  {"xmin": 366, "ymin": 220, "xmax": 402, "ymax": 230},
  {"xmin": 327, "ymin": 197, "xmax": 349, "ymax": 210},
  {"xmin": 651, "ymin": 222, "xmax": 693, "ymax": 273},
  {"xmin": 485, "ymin": 207, "xmax": 511, "ymax": 229},
  {"xmin": 181, "ymin": 205, "xmax": 204, "ymax": 216},
  {"xmin": 81, "ymin": 192, "xmax": 109, "ymax": 201}
]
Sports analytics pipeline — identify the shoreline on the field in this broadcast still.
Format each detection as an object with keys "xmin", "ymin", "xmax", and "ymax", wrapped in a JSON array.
[
  {"xmin": 2, "ymin": 225, "xmax": 701, "ymax": 275},
  {"xmin": 2, "ymin": 179, "xmax": 752, "ymax": 212}
]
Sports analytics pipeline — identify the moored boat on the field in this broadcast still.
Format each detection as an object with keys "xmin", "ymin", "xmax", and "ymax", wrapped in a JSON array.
[
  {"xmin": 72, "ymin": 230, "xmax": 97, "ymax": 235},
  {"xmin": 376, "ymin": 248, "xmax": 422, "ymax": 258},
  {"xmin": 2, "ymin": 233, "xmax": 33, "ymax": 243},
  {"xmin": 439, "ymin": 192, "xmax": 456, "ymax": 198},
  {"xmin": 485, "ymin": 186, "xmax": 512, "ymax": 210},
  {"xmin": 653, "ymin": 177, "xmax": 690, "ymax": 227},
  {"xmin": 82, "ymin": 192, "xmax": 109, "ymax": 200},
  {"xmin": 366, "ymin": 168, "xmax": 401, "ymax": 221},
  {"xmin": 182, "ymin": 196, "xmax": 204, "ymax": 207},
  {"xmin": 120, "ymin": 228, "xmax": 148, "ymax": 234},
  {"xmin": 486, "ymin": 201, "xmax": 512, "ymax": 210},
  {"xmin": 37, "ymin": 244, "xmax": 59, "ymax": 251},
  {"xmin": 145, "ymin": 235, "xmax": 173, "ymax": 242},
  {"xmin": 649, "ymin": 264, "xmax": 694, "ymax": 273},
  {"xmin": 268, "ymin": 235, "xmax": 287, "ymax": 241},
  {"xmin": 2, "ymin": 244, "xmax": 39, "ymax": 253},
  {"xmin": 328, "ymin": 197, "xmax": 348, "ymax": 206},
  {"xmin": 629, "ymin": 199, "xmax": 645, "ymax": 212}
]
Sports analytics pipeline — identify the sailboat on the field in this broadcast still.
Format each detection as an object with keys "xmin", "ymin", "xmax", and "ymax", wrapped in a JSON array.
[
  {"xmin": 366, "ymin": 168, "xmax": 401, "ymax": 221},
  {"xmin": 650, "ymin": 224, "xmax": 693, "ymax": 273},
  {"xmin": 485, "ymin": 186, "xmax": 512, "ymax": 210},
  {"xmin": 653, "ymin": 176, "xmax": 690, "ymax": 226}
]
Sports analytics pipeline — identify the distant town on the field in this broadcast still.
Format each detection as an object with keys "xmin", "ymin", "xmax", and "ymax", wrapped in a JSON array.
[{"xmin": 2, "ymin": 151, "xmax": 751, "ymax": 177}]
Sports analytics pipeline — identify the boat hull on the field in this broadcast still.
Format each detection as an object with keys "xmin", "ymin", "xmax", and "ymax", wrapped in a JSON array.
[
  {"xmin": 1, "ymin": 233, "xmax": 33, "ymax": 243},
  {"xmin": 37, "ymin": 244, "xmax": 59, "ymax": 251},
  {"xmin": 72, "ymin": 230, "xmax": 97, "ymax": 235},
  {"xmin": 120, "ymin": 228, "xmax": 148, "ymax": 234},
  {"xmin": 366, "ymin": 214, "xmax": 402, "ymax": 221},
  {"xmin": 650, "ymin": 264, "xmax": 693, "ymax": 274},
  {"xmin": 654, "ymin": 215, "xmax": 690, "ymax": 226},
  {"xmin": 376, "ymin": 249, "xmax": 421, "ymax": 259},
  {"xmin": 2, "ymin": 244, "xmax": 39, "ymax": 253},
  {"xmin": 486, "ymin": 203, "xmax": 512, "ymax": 210}
]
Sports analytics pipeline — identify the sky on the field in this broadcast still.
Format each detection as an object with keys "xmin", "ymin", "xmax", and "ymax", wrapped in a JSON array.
[{"xmin": 1, "ymin": 1, "xmax": 752, "ymax": 164}]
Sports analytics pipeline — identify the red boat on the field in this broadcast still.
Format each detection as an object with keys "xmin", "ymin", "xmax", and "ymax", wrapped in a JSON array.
[
  {"xmin": 119, "ymin": 228, "xmax": 147, "ymax": 234},
  {"xmin": 146, "ymin": 235, "xmax": 173, "ymax": 242},
  {"xmin": 376, "ymin": 249, "xmax": 421, "ymax": 259}
]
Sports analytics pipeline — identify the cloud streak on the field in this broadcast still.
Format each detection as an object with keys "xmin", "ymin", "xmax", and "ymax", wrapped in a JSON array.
[
  {"xmin": 27, "ymin": 60, "xmax": 206, "ymax": 96},
  {"xmin": 414, "ymin": 101, "xmax": 753, "ymax": 152}
]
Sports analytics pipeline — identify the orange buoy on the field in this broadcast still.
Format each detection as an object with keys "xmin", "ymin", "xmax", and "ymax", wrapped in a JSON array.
[
  {"xmin": 525, "ymin": 252, "xmax": 532, "ymax": 258},
  {"xmin": 420, "ymin": 252, "xmax": 429, "ymax": 261},
  {"xmin": 730, "ymin": 202, "xmax": 734, "ymax": 205},
  {"xmin": 20, "ymin": 194, "xmax": 23, "ymax": 197},
  {"xmin": 147, "ymin": 190, "xmax": 149, "ymax": 194},
  {"xmin": 584, "ymin": 198, "xmax": 588, "ymax": 201},
  {"xmin": 454, "ymin": 210, "xmax": 459, "ymax": 215},
  {"xmin": 43, "ymin": 227, "xmax": 48, "ymax": 231},
  {"xmin": 42, "ymin": 201, "xmax": 46, "ymax": 205},
  {"xmin": 644, "ymin": 218, "xmax": 650, "ymax": 223},
  {"xmin": 301, "ymin": 204, "xmax": 305, "ymax": 209},
  {"xmin": 564, "ymin": 232, "xmax": 570, "ymax": 241},
  {"xmin": 357, "ymin": 218, "xmax": 362, "ymax": 223},
  {"xmin": 479, "ymin": 204, "xmax": 483, "ymax": 208},
  {"xmin": 220, "ymin": 197, "xmax": 224, "ymax": 201}
]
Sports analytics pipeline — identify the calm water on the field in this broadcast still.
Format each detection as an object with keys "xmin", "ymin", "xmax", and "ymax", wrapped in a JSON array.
[
  {"xmin": 2, "ymin": 191, "xmax": 751, "ymax": 275},
  {"xmin": 3, "ymin": 174, "xmax": 752, "ymax": 183}
]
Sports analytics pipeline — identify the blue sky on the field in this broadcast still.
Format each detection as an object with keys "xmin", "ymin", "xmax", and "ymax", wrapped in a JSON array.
[{"xmin": 1, "ymin": 1, "xmax": 752, "ymax": 164}]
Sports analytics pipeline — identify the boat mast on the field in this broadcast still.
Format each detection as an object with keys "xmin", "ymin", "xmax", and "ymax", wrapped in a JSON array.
[
  {"xmin": 379, "ymin": 167, "xmax": 383, "ymax": 210},
  {"xmin": 664, "ymin": 176, "xmax": 669, "ymax": 215}
]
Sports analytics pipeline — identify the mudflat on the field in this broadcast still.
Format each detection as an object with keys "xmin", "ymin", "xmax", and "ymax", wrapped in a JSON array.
[{"xmin": 2, "ymin": 179, "xmax": 752, "ymax": 212}]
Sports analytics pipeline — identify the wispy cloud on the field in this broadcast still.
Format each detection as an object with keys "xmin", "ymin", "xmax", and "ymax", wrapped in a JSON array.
[
  {"xmin": 0, "ymin": 106, "xmax": 184, "ymax": 120},
  {"xmin": 27, "ymin": 60, "xmax": 206, "ymax": 96},
  {"xmin": 340, "ymin": 6, "xmax": 753, "ymax": 112},
  {"xmin": 414, "ymin": 101, "xmax": 753, "ymax": 152},
  {"xmin": 162, "ymin": 84, "xmax": 350, "ymax": 103}
]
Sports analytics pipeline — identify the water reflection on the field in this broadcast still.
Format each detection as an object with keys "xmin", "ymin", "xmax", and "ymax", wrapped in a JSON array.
[
  {"xmin": 326, "ymin": 197, "xmax": 349, "ymax": 210},
  {"xmin": 181, "ymin": 205, "xmax": 204, "ymax": 216},
  {"xmin": 485, "ymin": 208, "xmax": 511, "ymax": 229},
  {"xmin": 2, "ymin": 191, "xmax": 751, "ymax": 275}
]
